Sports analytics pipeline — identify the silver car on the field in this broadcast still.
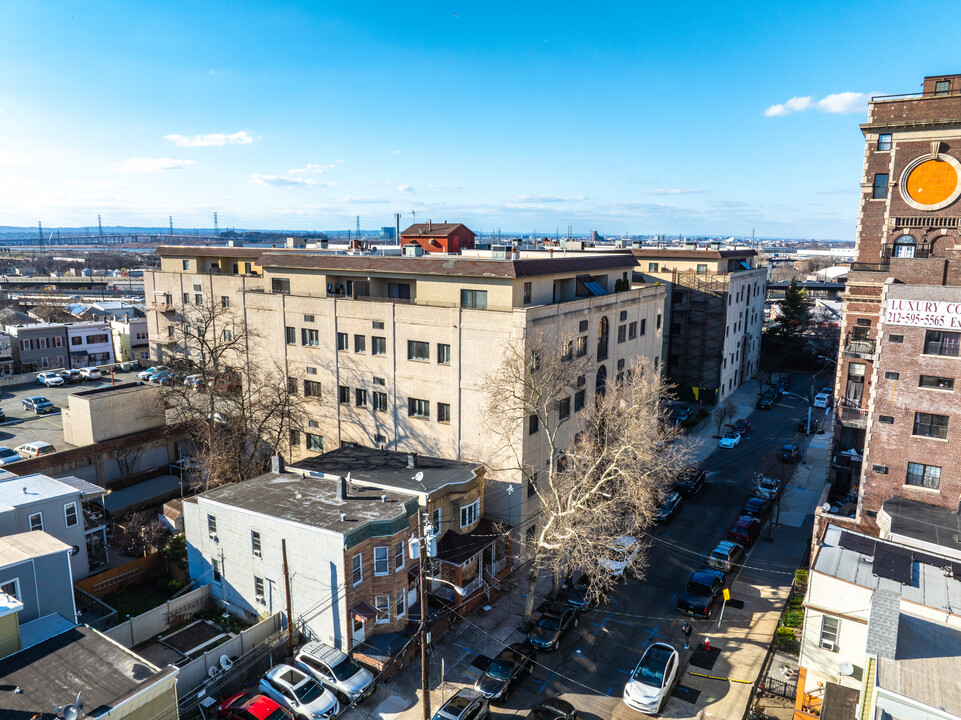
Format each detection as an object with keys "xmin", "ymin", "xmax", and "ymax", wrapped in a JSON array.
[
  {"xmin": 295, "ymin": 642, "xmax": 376, "ymax": 704},
  {"xmin": 259, "ymin": 664, "xmax": 339, "ymax": 719}
]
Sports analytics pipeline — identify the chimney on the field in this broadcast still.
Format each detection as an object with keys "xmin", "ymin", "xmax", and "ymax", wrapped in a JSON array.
[
  {"xmin": 338, "ymin": 477, "xmax": 347, "ymax": 501},
  {"xmin": 270, "ymin": 454, "xmax": 285, "ymax": 474},
  {"xmin": 407, "ymin": 452, "xmax": 418, "ymax": 469},
  {"xmin": 382, "ymin": 495, "xmax": 388, "ymax": 503},
  {"xmin": 340, "ymin": 513, "xmax": 347, "ymax": 522},
  {"xmin": 428, "ymin": 220, "xmax": 432, "ymax": 231}
]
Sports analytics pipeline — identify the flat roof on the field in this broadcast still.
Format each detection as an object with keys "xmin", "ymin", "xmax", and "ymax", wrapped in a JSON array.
[
  {"xmin": 196, "ymin": 471, "xmax": 414, "ymax": 532},
  {"xmin": 0, "ymin": 474, "xmax": 88, "ymax": 510},
  {"xmin": 882, "ymin": 496, "xmax": 961, "ymax": 556},
  {"xmin": 156, "ymin": 245, "xmax": 269, "ymax": 258},
  {"xmin": 0, "ymin": 531, "xmax": 71, "ymax": 567},
  {"xmin": 290, "ymin": 444, "xmax": 480, "ymax": 495},
  {"xmin": 630, "ymin": 247, "xmax": 758, "ymax": 260},
  {"xmin": 0, "ymin": 625, "xmax": 174, "ymax": 716},
  {"xmin": 95, "ymin": 474, "xmax": 182, "ymax": 516}
]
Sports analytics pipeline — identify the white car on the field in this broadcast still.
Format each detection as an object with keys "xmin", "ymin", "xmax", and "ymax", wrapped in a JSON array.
[
  {"xmin": 813, "ymin": 392, "xmax": 831, "ymax": 408},
  {"xmin": 138, "ymin": 365, "xmax": 167, "ymax": 381},
  {"xmin": 36, "ymin": 372, "xmax": 64, "ymax": 387},
  {"xmin": 79, "ymin": 367, "xmax": 102, "ymax": 380},
  {"xmin": 259, "ymin": 664, "xmax": 339, "ymax": 719},
  {"xmin": 0, "ymin": 446, "xmax": 22, "ymax": 465},
  {"xmin": 718, "ymin": 432, "xmax": 741, "ymax": 449},
  {"xmin": 755, "ymin": 475, "xmax": 781, "ymax": 501},
  {"xmin": 599, "ymin": 536, "xmax": 641, "ymax": 578},
  {"xmin": 623, "ymin": 642, "xmax": 679, "ymax": 714},
  {"xmin": 295, "ymin": 641, "xmax": 376, "ymax": 704}
]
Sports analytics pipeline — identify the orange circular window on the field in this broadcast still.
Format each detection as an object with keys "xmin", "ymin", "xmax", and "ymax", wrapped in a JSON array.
[{"xmin": 906, "ymin": 159, "xmax": 958, "ymax": 206}]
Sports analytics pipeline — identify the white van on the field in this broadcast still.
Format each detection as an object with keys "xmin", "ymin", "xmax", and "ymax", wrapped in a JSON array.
[
  {"xmin": 15, "ymin": 441, "xmax": 57, "ymax": 459},
  {"xmin": 813, "ymin": 392, "xmax": 831, "ymax": 408}
]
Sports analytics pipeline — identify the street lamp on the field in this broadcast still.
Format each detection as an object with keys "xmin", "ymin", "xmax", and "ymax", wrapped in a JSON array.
[{"xmin": 782, "ymin": 390, "xmax": 815, "ymax": 463}]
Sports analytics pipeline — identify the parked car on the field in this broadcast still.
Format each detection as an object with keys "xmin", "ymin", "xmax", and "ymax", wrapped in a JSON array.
[
  {"xmin": 528, "ymin": 602, "xmax": 579, "ymax": 650},
  {"xmin": 669, "ymin": 404, "xmax": 695, "ymax": 426},
  {"xmin": 117, "ymin": 360, "xmax": 140, "ymax": 371},
  {"xmin": 718, "ymin": 432, "xmax": 741, "ymax": 449},
  {"xmin": 728, "ymin": 516, "xmax": 762, "ymax": 546},
  {"xmin": 741, "ymin": 497, "xmax": 772, "ymax": 519},
  {"xmin": 675, "ymin": 567, "xmax": 726, "ymax": 618},
  {"xmin": 432, "ymin": 689, "xmax": 491, "ymax": 720},
  {"xmin": 813, "ymin": 392, "xmax": 831, "ymax": 408},
  {"xmin": 525, "ymin": 697, "xmax": 578, "ymax": 720},
  {"xmin": 259, "ymin": 664, "xmax": 339, "ymax": 720},
  {"xmin": 58, "ymin": 369, "xmax": 82, "ymax": 383},
  {"xmin": 145, "ymin": 368, "xmax": 172, "ymax": 383},
  {"xmin": 673, "ymin": 465, "xmax": 705, "ymax": 498},
  {"xmin": 623, "ymin": 642, "xmax": 679, "ymax": 715},
  {"xmin": 599, "ymin": 536, "xmax": 641, "ymax": 578},
  {"xmin": 184, "ymin": 373, "xmax": 205, "ymax": 390},
  {"xmin": 779, "ymin": 444, "xmax": 802, "ymax": 464},
  {"xmin": 474, "ymin": 643, "xmax": 535, "ymax": 703},
  {"xmin": 757, "ymin": 390, "xmax": 778, "ymax": 410},
  {"xmin": 36, "ymin": 372, "xmax": 64, "ymax": 387},
  {"xmin": 755, "ymin": 475, "xmax": 782, "ymax": 501},
  {"xmin": 79, "ymin": 367, "xmax": 102, "ymax": 380},
  {"xmin": 731, "ymin": 419, "xmax": 751, "ymax": 437},
  {"xmin": 707, "ymin": 540, "xmax": 744, "ymax": 572},
  {"xmin": 218, "ymin": 692, "xmax": 294, "ymax": 720},
  {"xmin": 776, "ymin": 376, "xmax": 790, "ymax": 391},
  {"xmin": 294, "ymin": 641, "xmax": 376, "ymax": 705},
  {"xmin": 15, "ymin": 441, "xmax": 57, "ymax": 459},
  {"xmin": 0, "ymin": 446, "xmax": 22, "ymax": 465},
  {"xmin": 655, "ymin": 491, "xmax": 683, "ymax": 523},
  {"xmin": 798, "ymin": 417, "xmax": 820, "ymax": 434},
  {"xmin": 22, "ymin": 396, "xmax": 55, "ymax": 414},
  {"xmin": 138, "ymin": 365, "xmax": 168, "ymax": 381}
]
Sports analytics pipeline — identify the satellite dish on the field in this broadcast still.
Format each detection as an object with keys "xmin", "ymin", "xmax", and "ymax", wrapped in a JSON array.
[
  {"xmin": 62, "ymin": 706, "xmax": 80, "ymax": 720},
  {"xmin": 839, "ymin": 661, "xmax": 854, "ymax": 676},
  {"xmin": 71, "ymin": 545, "xmax": 80, "ymax": 557},
  {"xmin": 414, "ymin": 471, "xmax": 424, "ymax": 483},
  {"xmin": 822, "ymin": 503, "xmax": 832, "ymax": 512}
]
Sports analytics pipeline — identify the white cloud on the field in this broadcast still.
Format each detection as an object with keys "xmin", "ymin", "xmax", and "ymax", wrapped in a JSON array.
[
  {"xmin": 764, "ymin": 92, "xmax": 869, "ymax": 117},
  {"xmin": 67, "ymin": 179, "xmax": 125, "ymax": 190},
  {"xmin": 288, "ymin": 163, "xmax": 336, "ymax": 175},
  {"xmin": 0, "ymin": 149, "xmax": 33, "ymax": 165},
  {"xmin": 511, "ymin": 194, "xmax": 587, "ymax": 204},
  {"xmin": 249, "ymin": 174, "xmax": 337, "ymax": 188},
  {"xmin": 643, "ymin": 188, "xmax": 706, "ymax": 196},
  {"xmin": 164, "ymin": 130, "xmax": 256, "ymax": 147},
  {"xmin": 397, "ymin": 185, "xmax": 414, "ymax": 192},
  {"xmin": 392, "ymin": 150, "xmax": 403, "ymax": 155},
  {"xmin": 110, "ymin": 157, "xmax": 196, "ymax": 173},
  {"xmin": 339, "ymin": 196, "xmax": 390, "ymax": 204}
]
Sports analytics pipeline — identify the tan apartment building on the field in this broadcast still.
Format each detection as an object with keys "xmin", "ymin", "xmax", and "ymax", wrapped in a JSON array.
[
  {"xmin": 145, "ymin": 245, "xmax": 665, "ymax": 544},
  {"xmin": 630, "ymin": 245, "xmax": 767, "ymax": 404}
]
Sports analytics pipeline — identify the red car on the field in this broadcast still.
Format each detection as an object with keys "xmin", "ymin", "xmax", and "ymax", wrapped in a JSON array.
[
  {"xmin": 218, "ymin": 692, "xmax": 293, "ymax": 720},
  {"xmin": 727, "ymin": 516, "xmax": 762, "ymax": 546}
]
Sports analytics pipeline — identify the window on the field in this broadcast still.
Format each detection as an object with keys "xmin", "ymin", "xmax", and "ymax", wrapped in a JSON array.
[
  {"xmin": 935, "ymin": 80, "xmax": 951, "ymax": 95},
  {"xmin": 222, "ymin": 329, "xmax": 233, "ymax": 342},
  {"xmin": 303, "ymin": 314, "xmax": 314, "ymax": 323},
  {"xmin": 889, "ymin": 334, "xmax": 903, "ymax": 343},
  {"xmin": 182, "ymin": 259, "xmax": 190, "ymax": 271},
  {"xmin": 914, "ymin": 412, "xmax": 948, "ymax": 439},
  {"xmin": 306, "ymin": 433, "xmax": 323, "ymax": 451},
  {"xmin": 64, "ymin": 502, "xmax": 78, "ymax": 528},
  {"xmin": 437, "ymin": 344, "xmax": 451, "ymax": 364},
  {"xmin": 373, "ymin": 320, "xmax": 385, "ymax": 329},
  {"xmin": 877, "ymin": 133, "xmax": 892, "ymax": 150},
  {"xmin": 846, "ymin": 362, "xmax": 865, "ymax": 404},
  {"xmin": 648, "ymin": 262, "xmax": 659, "ymax": 272},
  {"xmin": 26, "ymin": 511, "xmax": 42, "ymax": 532},
  {"xmin": 339, "ymin": 386, "xmax": 350, "ymax": 404},
  {"xmin": 408, "ymin": 398, "xmax": 430, "ymax": 418},
  {"xmin": 372, "ymin": 336, "xmax": 387, "ymax": 356},
  {"xmin": 597, "ymin": 316, "xmax": 609, "ymax": 360},
  {"xmin": 195, "ymin": 293, "xmax": 203, "ymax": 304},
  {"xmin": 920, "ymin": 375, "xmax": 954, "ymax": 390},
  {"xmin": 460, "ymin": 500, "xmax": 479, "ymax": 528},
  {"xmin": 620, "ymin": 310, "xmax": 628, "ymax": 321},
  {"xmin": 394, "ymin": 541, "xmax": 405, "ymax": 571},
  {"xmin": 374, "ymin": 433, "xmax": 387, "ymax": 445},
  {"xmin": 212, "ymin": 560, "xmax": 221, "ymax": 583},
  {"xmin": 527, "ymin": 472, "xmax": 538, "ymax": 498},
  {"xmin": 924, "ymin": 330, "xmax": 960, "ymax": 357},
  {"xmin": 306, "ymin": 366, "xmax": 317, "ymax": 375},
  {"xmin": 395, "ymin": 591, "xmax": 406, "ymax": 618},
  {"xmin": 884, "ymin": 371, "xmax": 900, "ymax": 380},
  {"xmin": 819, "ymin": 615, "xmax": 839, "ymax": 651},
  {"xmin": 438, "ymin": 402, "xmax": 451, "ymax": 423},
  {"xmin": 617, "ymin": 325, "xmax": 627, "ymax": 343},
  {"xmin": 355, "ymin": 389, "xmax": 367, "ymax": 407},
  {"xmin": 221, "ymin": 296, "xmax": 230, "ymax": 308},
  {"xmin": 872, "ymin": 465, "xmax": 888, "ymax": 474},
  {"xmin": 252, "ymin": 531, "xmax": 262, "ymax": 557},
  {"xmin": 337, "ymin": 332, "xmax": 348, "ymax": 351},
  {"xmin": 558, "ymin": 397, "xmax": 571, "ymax": 420},
  {"xmin": 696, "ymin": 263, "xmax": 708, "ymax": 273},
  {"xmin": 656, "ymin": 314, "xmax": 662, "ymax": 331},
  {"xmin": 271, "ymin": 278, "xmax": 290, "ymax": 294},
  {"xmin": 872, "ymin": 173, "xmax": 888, "ymax": 199},
  {"xmin": 302, "ymin": 329, "xmax": 320, "ymax": 346},
  {"xmin": 374, "ymin": 547, "xmax": 389, "ymax": 575},
  {"xmin": 879, "ymin": 415, "xmax": 894, "ymax": 424},
  {"xmin": 254, "ymin": 576, "xmax": 265, "ymax": 603},
  {"xmin": 375, "ymin": 595, "xmax": 390, "ymax": 624},
  {"xmin": 906, "ymin": 462, "xmax": 941, "ymax": 489},
  {"xmin": 579, "ymin": 320, "xmax": 589, "ymax": 332},
  {"xmin": 561, "ymin": 340, "xmax": 573, "ymax": 361},
  {"xmin": 461, "ymin": 289, "xmax": 487, "ymax": 310},
  {"xmin": 575, "ymin": 336, "xmax": 587, "ymax": 357},
  {"xmin": 351, "ymin": 554, "xmax": 363, "ymax": 585},
  {"xmin": 354, "ymin": 335, "xmax": 366, "ymax": 353},
  {"xmin": 529, "ymin": 414, "xmax": 539, "ymax": 435},
  {"xmin": 308, "ymin": 419, "xmax": 319, "ymax": 428},
  {"xmin": 304, "ymin": 380, "xmax": 322, "ymax": 397},
  {"xmin": 628, "ymin": 321, "xmax": 637, "ymax": 339},
  {"xmin": 207, "ymin": 514, "xmax": 217, "ymax": 537},
  {"xmin": 285, "ymin": 327, "xmax": 296, "ymax": 344},
  {"xmin": 640, "ymin": 318, "xmax": 647, "ymax": 335},
  {"xmin": 373, "ymin": 391, "xmax": 388, "ymax": 412},
  {"xmin": 523, "ymin": 282, "xmax": 532, "ymax": 304},
  {"xmin": 892, "ymin": 234, "xmax": 917, "ymax": 258},
  {"xmin": 574, "ymin": 389, "xmax": 586, "ymax": 412},
  {"xmin": 290, "ymin": 429, "xmax": 300, "ymax": 446},
  {"xmin": 408, "ymin": 341, "xmax": 429, "ymax": 361}
]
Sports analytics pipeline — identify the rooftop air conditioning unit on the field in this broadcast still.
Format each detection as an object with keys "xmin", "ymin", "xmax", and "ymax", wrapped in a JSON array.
[
  {"xmin": 491, "ymin": 245, "xmax": 510, "ymax": 259},
  {"xmin": 403, "ymin": 244, "xmax": 424, "ymax": 257}
]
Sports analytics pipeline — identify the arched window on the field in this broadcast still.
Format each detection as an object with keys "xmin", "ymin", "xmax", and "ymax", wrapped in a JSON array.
[
  {"xmin": 595, "ymin": 365, "xmax": 607, "ymax": 398},
  {"xmin": 597, "ymin": 316, "xmax": 609, "ymax": 361},
  {"xmin": 892, "ymin": 234, "xmax": 917, "ymax": 258}
]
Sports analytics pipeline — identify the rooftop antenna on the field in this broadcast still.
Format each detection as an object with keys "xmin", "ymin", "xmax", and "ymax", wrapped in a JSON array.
[
  {"xmin": 356, "ymin": 215, "xmax": 360, "ymax": 240},
  {"xmin": 98, "ymin": 214, "xmax": 105, "ymax": 251},
  {"xmin": 38, "ymin": 221, "xmax": 45, "ymax": 255},
  {"xmin": 394, "ymin": 212, "xmax": 401, "ymax": 246},
  {"xmin": 412, "ymin": 210, "xmax": 416, "ymax": 224},
  {"xmin": 214, "ymin": 212, "xmax": 219, "ymax": 238},
  {"xmin": 169, "ymin": 216, "xmax": 174, "ymax": 237}
]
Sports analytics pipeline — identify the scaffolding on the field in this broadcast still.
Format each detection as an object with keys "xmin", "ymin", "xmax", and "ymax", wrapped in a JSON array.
[{"xmin": 666, "ymin": 269, "xmax": 728, "ymax": 404}]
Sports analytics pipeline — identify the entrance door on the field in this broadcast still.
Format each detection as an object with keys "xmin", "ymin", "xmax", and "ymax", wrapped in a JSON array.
[{"xmin": 352, "ymin": 616, "xmax": 366, "ymax": 645}]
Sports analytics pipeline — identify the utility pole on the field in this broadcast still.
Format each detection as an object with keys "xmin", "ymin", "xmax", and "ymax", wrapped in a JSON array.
[
  {"xmin": 418, "ymin": 511, "xmax": 431, "ymax": 720},
  {"xmin": 282, "ymin": 539, "xmax": 294, "ymax": 657}
]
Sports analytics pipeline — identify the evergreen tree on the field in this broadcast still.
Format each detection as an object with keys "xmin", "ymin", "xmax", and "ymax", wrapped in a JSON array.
[{"xmin": 772, "ymin": 279, "xmax": 810, "ymax": 338}]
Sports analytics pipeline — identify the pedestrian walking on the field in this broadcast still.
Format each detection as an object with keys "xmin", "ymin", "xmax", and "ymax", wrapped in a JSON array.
[{"xmin": 682, "ymin": 621, "xmax": 692, "ymax": 649}]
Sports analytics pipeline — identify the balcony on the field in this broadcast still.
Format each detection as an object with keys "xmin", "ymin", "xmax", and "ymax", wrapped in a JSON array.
[
  {"xmin": 838, "ymin": 405, "xmax": 869, "ymax": 429},
  {"xmin": 147, "ymin": 300, "xmax": 174, "ymax": 312},
  {"xmin": 882, "ymin": 243, "xmax": 932, "ymax": 259},
  {"xmin": 850, "ymin": 262, "xmax": 890, "ymax": 273},
  {"xmin": 844, "ymin": 336, "xmax": 875, "ymax": 359},
  {"xmin": 889, "ymin": 216, "xmax": 961, "ymax": 230}
]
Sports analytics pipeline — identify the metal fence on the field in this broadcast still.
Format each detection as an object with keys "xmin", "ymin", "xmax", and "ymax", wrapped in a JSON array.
[{"xmin": 758, "ymin": 674, "xmax": 797, "ymax": 700}]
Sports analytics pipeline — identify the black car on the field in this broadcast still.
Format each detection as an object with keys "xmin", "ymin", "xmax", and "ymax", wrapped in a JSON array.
[
  {"xmin": 526, "ymin": 698, "xmax": 578, "ymax": 720},
  {"xmin": 741, "ymin": 497, "xmax": 771, "ymax": 519},
  {"xmin": 669, "ymin": 405, "xmax": 695, "ymax": 426},
  {"xmin": 674, "ymin": 465, "xmax": 706, "ymax": 498},
  {"xmin": 432, "ymin": 689, "xmax": 491, "ymax": 720},
  {"xmin": 562, "ymin": 574, "xmax": 593, "ymax": 610},
  {"xmin": 474, "ymin": 643, "xmax": 535, "ymax": 703},
  {"xmin": 655, "ymin": 491, "xmax": 683, "ymax": 523},
  {"xmin": 675, "ymin": 568, "xmax": 726, "ymax": 618},
  {"xmin": 798, "ymin": 417, "xmax": 820, "ymax": 434},
  {"xmin": 757, "ymin": 390, "xmax": 778, "ymax": 410},
  {"xmin": 528, "ymin": 603, "xmax": 579, "ymax": 651},
  {"xmin": 779, "ymin": 444, "xmax": 802, "ymax": 464}
]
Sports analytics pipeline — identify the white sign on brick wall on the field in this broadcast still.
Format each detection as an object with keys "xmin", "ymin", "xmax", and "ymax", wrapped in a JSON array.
[{"xmin": 884, "ymin": 299, "xmax": 961, "ymax": 329}]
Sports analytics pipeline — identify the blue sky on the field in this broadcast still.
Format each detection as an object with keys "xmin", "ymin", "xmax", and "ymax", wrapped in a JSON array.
[{"xmin": 0, "ymin": 2, "xmax": 953, "ymax": 239}]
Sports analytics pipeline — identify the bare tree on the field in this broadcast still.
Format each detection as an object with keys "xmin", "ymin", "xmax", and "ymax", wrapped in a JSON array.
[
  {"xmin": 113, "ymin": 440, "xmax": 146, "ymax": 487},
  {"xmin": 115, "ymin": 510, "xmax": 171, "ymax": 557},
  {"xmin": 480, "ymin": 333, "xmax": 691, "ymax": 623},
  {"xmin": 712, "ymin": 396, "xmax": 737, "ymax": 438}
]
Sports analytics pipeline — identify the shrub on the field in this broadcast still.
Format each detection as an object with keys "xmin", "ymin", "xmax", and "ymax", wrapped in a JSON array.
[{"xmin": 795, "ymin": 569, "xmax": 809, "ymax": 586}]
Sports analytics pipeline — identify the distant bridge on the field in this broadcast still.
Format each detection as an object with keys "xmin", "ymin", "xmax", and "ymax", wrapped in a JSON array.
[
  {"xmin": 766, "ymin": 281, "xmax": 845, "ymax": 299},
  {"xmin": 0, "ymin": 275, "xmax": 144, "ymax": 294}
]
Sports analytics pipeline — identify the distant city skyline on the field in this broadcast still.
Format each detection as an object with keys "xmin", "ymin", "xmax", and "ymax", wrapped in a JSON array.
[{"xmin": 0, "ymin": 1, "xmax": 953, "ymax": 239}]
